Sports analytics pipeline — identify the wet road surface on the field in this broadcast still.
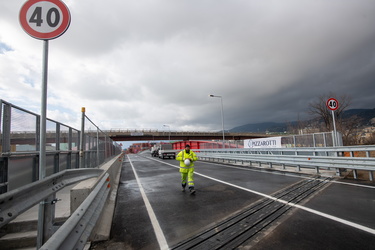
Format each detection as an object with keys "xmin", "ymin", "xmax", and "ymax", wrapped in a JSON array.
[{"xmin": 90, "ymin": 152, "xmax": 375, "ymax": 250}]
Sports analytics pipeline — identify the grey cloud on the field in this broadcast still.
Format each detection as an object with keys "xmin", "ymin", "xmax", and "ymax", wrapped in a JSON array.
[{"xmin": 1, "ymin": 0, "xmax": 375, "ymax": 132}]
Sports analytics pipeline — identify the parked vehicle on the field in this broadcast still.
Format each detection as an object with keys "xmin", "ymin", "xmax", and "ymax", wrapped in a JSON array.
[{"xmin": 157, "ymin": 143, "xmax": 178, "ymax": 159}]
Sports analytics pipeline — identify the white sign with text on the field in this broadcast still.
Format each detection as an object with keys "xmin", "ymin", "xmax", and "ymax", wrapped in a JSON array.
[{"xmin": 244, "ymin": 137, "xmax": 282, "ymax": 148}]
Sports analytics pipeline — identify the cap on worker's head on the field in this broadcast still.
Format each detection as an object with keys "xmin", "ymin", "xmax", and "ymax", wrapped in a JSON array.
[{"xmin": 185, "ymin": 144, "xmax": 190, "ymax": 148}]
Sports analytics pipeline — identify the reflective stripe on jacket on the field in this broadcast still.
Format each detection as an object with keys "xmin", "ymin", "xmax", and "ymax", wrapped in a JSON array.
[{"xmin": 176, "ymin": 149, "xmax": 198, "ymax": 172}]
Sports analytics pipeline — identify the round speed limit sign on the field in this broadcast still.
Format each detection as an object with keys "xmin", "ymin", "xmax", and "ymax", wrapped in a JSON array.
[
  {"xmin": 19, "ymin": 0, "xmax": 71, "ymax": 40},
  {"xmin": 326, "ymin": 98, "xmax": 339, "ymax": 111}
]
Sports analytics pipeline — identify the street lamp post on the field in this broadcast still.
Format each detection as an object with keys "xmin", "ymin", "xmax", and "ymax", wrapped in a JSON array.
[
  {"xmin": 209, "ymin": 94, "xmax": 225, "ymax": 148},
  {"xmin": 163, "ymin": 124, "xmax": 170, "ymax": 141}
]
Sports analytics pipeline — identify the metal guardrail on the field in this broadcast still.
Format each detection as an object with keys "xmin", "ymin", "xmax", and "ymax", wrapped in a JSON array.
[
  {"xmin": 0, "ymin": 168, "xmax": 103, "ymax": 228},
  {"xmin": 40, "ymin": 173, "xmax": 110, "ymax": 250},
  {"xmin": 196, "ymin": 146, "xmax": 375, "ymax": 181}
]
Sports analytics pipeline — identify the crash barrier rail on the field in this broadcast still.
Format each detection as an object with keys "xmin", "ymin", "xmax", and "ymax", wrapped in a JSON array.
[
  {"xmin": 0, "ymin": 168, "xmax": 103, "ymax": 227},
  {"xmin": 196, "ymin": 145, "xmax": 375, "ymax": 181},
  {"xmin": 0, "ymin": 99, "xmax": 122, "ymax": 194},
  {"xmin": 40, "ymin": 173, "xmax": 110, "ymax": 250}
]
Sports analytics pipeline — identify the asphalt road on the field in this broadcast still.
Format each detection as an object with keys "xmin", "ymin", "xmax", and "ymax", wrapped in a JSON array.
[{"xmin": 90, "ymin": 152, "xmax": 375, "ymax": 250}]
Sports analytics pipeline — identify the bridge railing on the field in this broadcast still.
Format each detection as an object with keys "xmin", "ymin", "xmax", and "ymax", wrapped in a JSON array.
[
  {"xmin": 0, "ymin": 100, "xmax": 123, "ymax": 248},
  {"xmin": 0, "ymin": 99, "xmax": 122, "ymax": 194},
  {"xmin": 196, "ymin": 146, "xmax": 375, "ymax": 181}
]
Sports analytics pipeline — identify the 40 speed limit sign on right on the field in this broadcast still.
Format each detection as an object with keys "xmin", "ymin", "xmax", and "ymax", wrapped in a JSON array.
[
  {"xmin": 19, "ymin": 0, "xmax": 71, "ymax": 40},
  {"xmin": 326, "ymin": 98, "xmax": 339, "ymax": 111}
]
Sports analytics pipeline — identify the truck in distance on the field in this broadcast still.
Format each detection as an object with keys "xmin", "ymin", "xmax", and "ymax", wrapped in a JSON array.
[{"xmin": 151, "ymin": 143, "xmax": 177, "ymax": 159}]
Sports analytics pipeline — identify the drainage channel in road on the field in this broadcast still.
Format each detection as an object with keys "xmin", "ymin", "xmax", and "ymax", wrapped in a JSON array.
[{"xmin": 171, "ymin": 176, "xmax": 332, "ymax": 250}]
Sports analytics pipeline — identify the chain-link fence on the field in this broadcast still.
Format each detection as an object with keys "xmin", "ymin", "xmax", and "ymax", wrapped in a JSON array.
[
  {"xmin": 81, "ymin": 110, "xmax": 122, "ymax": 168},
  {"xmin": 200, "ymin": 132, "xmax": 342, "ymax": 149},
  {"xmin": 281, "ymin": 132, "xmax": 342, "ymax": 147},
  {"xmin": 0, "ymin": 100, "xmax": 122, "ymax": 194}
]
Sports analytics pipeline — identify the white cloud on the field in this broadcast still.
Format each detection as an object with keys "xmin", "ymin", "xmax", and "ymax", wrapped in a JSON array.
[{"xmin": 1, "ymin": 0, "xmax": 375, "ymax": 134}]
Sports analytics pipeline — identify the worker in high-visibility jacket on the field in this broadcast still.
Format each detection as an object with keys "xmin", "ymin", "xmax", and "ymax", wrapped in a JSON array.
[{"xmin": 176, "ymin": 144, "xmax": 198, "ymax": 194}]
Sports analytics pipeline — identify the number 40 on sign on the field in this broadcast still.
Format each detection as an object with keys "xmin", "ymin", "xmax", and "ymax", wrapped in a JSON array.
[
  {"xmin": 326, "ymin": 98, "xmax": 339, "ymax": 111},
  {"xmin": 19, "ymin": 0, "xmax": 71, "ymax": 40}
]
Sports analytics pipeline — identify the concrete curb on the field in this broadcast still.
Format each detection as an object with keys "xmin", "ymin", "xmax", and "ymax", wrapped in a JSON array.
[
  {"xmin": 70, "ymin": 154, "xmax": 124, "ymax": 242},
  {"xmin": 90, "ymin": 159, "xmax": 122, "ymax": 241}
]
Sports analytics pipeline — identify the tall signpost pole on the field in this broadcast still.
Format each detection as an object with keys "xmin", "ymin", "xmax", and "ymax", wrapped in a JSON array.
[
  {"xmin": 19, "ymin": 0, "xmax": 71, "ymax": 246},
  {"xmin": 40, "ymin": 39, "xmax": 48, "ymax": 181},
  {"xmin": 326, "ymin": 98, "xmax": 339, "ymax": 147}
]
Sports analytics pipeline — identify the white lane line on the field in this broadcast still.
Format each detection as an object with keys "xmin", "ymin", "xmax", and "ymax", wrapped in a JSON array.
[
  {"xmin": 211, "ymin": 163, "xmax": 375, "ymax": 189},
  {"xmin": 331, "ymin": 180, "xmax": 375, "ymax": 189},
  {"xmin": 205, "ymin": 161, "xmax": 318, "ymax": 179},
  {"xmin": 154, "ymin": 158, "xmax": 375, "ymax": 236},
  {"xmin": 128, "ymin": 156, "xmax": 169, "ymax": 250}
]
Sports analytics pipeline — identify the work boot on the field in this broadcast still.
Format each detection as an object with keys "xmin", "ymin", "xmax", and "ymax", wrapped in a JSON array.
[
  {"xmin": 182, "ymin": 183, "xmax": 186, "ymax": 192},
  {"xmin": 189, "ymin": 187, "xmax": 196, "ymax": 195}
]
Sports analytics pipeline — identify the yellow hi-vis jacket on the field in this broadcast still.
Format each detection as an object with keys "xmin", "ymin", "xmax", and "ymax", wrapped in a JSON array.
[{"xmin": 176, "ymin": 149, "xmax": 198, "ymax": 173}]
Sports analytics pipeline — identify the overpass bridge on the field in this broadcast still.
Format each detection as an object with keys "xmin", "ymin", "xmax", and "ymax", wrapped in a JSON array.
[
  {"xmin": 5, "ymin": 130, "xmax": 271, "ymax": 146},
  {"xmin": 106, "ymin": 129, "xmax": 272, "ymax": 141}
]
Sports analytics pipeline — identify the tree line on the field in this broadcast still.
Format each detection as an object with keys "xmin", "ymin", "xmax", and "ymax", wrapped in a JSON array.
[{"xmin": 289, "ymin": 93, "xmax": 374, "ymax": 146}]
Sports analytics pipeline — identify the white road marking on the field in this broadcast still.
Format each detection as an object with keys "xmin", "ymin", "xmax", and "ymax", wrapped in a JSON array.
[
  {"xmin": 128, "ymin": 155, "xmax": 169, "ymax": 250},
  {"xmin": 209, "ymin": 162, "xmax": 375, "ymax": 189},
  {"xmin": 150, "ymin": 157, "xmax": 375, "ymax": 235},
  {"xmin": 331, "ymin": 180, "xmax": 375, "ymax": 189}
]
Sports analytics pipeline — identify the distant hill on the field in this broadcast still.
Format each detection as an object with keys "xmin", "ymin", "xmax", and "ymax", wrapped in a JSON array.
[
  {"xmin": 229, "ymin": 108, "xmax": 375, "ymax": 133},
  {"xmin": 341, "ymin": 109, "xmax": 375, "ymax": 124}
]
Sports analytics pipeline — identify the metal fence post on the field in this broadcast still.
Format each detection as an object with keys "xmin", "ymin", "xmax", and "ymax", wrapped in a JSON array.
[
  {"xmin": 96, "ymin": 128, "xmax": 100, "ymax": 167},
  {"xmin": 0, "ymin": 102, "xmax": 11, "ymax": 194},
  {"xmin": 80, "ymin": 107, "xmax": 86, "ymax": 168}
]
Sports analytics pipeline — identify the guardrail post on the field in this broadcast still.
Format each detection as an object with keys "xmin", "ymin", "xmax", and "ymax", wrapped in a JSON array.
[
  {"xmin": 282, "ymin": 164, "xmax": 286, "ymax": 170},
  {"xmin": 369, "ymin": 171, "xmax": 374, "ymax": 181},
  {"xmin": 297, "ymin": 165, "xmax": 301, "ymax": 171},
  {"xmin": 315, "ymin": 166, "xmax": 320, "ymax": 174},
  {"xmin": 353, "ymin": 169, "xmax": 358, "ymax": 179},
  {"xmin": 336, "ymin": 168, "xmax": 341, "ymax": 176},
  {"xmin": 269, "ymin": 163, "xmax": 272, "ymax": 168}
]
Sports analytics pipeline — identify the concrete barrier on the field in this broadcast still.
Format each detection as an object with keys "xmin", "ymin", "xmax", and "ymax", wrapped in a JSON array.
[{"xmin": 70, "ymin": 153, "xmax": 124, "ymax": 241}]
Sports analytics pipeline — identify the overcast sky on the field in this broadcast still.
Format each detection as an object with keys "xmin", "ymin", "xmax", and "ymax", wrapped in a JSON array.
[{"xmin": 1, "ymin": 0, "xmax": 375, "ymax": 134}]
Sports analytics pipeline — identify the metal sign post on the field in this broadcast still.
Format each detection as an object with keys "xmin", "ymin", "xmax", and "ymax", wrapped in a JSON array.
[
  {"xmin": 19, "ymin": 0, "xmax": 71, "ymax": 246},
  {"xmin": 40, "ymin": 40, "xmax": 48, "ymax": 180},
  {"xmin": 326, "ymin": 98, "xmax": 339, "ymax": 146}
]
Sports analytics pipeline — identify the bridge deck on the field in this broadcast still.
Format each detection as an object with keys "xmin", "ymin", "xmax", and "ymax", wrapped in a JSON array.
[{"xmin": 90, "ymin": 152, "xmax": 375, "ymax": 249}]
